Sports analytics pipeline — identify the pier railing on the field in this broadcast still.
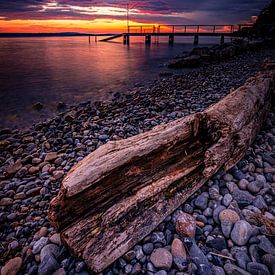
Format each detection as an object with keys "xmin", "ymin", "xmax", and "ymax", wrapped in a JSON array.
[{"xmin": 127, "ymin": 24, "xmax": 235, "ymax": 34}]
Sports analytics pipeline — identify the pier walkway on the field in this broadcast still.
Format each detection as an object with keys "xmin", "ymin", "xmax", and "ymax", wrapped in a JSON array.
[{"xmin": 100, "ymin": 24, "xmax": 247, "ymax": 45}]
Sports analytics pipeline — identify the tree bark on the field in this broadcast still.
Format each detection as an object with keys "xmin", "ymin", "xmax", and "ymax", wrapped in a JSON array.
[{"xmin": 49, "ymin": 60, "xmax": 275, "ymax": 273}]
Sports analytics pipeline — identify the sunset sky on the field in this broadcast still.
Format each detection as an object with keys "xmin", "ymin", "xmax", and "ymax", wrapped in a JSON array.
[{"xmin": 0, "ymin": 0, "xmax": 271, "ymax": 33}]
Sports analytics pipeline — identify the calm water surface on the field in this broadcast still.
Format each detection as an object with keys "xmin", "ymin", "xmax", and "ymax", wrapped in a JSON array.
[{"xmin": 0, "ymin": 36, "xmax": 222, "ymax": 129}]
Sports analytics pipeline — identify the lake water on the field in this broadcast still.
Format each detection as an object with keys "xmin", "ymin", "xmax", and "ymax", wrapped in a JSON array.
[{"xmin": 0, "ymin": 36, "xmax": 225, "ymax": 129}]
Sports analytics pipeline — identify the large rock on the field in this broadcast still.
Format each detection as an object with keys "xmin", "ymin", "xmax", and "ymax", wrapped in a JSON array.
[
  {"xmin": 175, "ymin": 211, "xmax": 196, "ymax": 238},
  {"xmin": 1, "ymin": 257, "xmax": 22, "ymax": 275},
  {"xmin": 231, "ymin": 220, "xmax": 252, "ymax": 246},
  {"xmin": 171, "ymin": 238, "xmax": 186, "ymax": 259},
  {"xmin": 183, "ymin": 237, "xmax": 211, "ymax": 274},
  {"xmin": 219, "ymin": 209, "xmax": 240, "ymax": 223},
  {"xmin": 150, "ymin": 248, "xmax": 173, "ymax": 270}
]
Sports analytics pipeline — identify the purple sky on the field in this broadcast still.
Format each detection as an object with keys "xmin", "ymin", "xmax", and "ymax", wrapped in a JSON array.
[{"xmin": 0, "ymin": 0, "xmax": 270, "ymax": 24}]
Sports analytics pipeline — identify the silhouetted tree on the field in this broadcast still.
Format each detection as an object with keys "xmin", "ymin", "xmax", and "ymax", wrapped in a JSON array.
[{"xmin": 255, "ymin": 0, "xmax": 275, "ymax": 37}]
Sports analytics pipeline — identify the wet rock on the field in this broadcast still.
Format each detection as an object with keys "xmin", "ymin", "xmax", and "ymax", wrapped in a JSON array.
[
  {"xmin": 175, "ymin": 211, "xmax": 196, "ymax": 238},
  {"xmin": 231, "ymin": 221, "xmax": 252, "ymax": 246},
  {"xmin": 1, "ymin": 257, "xmax": 22, "ymax": 275},
  {"xmin": 150, "ymin": 248, "xmax": 173, "ymax": 270},
  {"xmin": 32, "ymin": 102, "xmax": 43, "ymax": 111}
]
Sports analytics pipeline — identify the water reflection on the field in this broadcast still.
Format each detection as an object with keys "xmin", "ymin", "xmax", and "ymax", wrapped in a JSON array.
[{"xmin": 0, "ymin": 36, "xmax": 220, "ymax": 129}]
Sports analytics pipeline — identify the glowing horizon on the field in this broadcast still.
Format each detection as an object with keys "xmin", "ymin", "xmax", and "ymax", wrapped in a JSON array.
[{"xmin": 0, "ymin": 0, "xmax": 269, "ymax": 33}]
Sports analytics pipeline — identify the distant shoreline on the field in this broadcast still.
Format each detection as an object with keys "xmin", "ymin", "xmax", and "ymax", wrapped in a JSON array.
[{"xmin": 0, "ymin": 33, "xmax": 116, "ymax": 38}]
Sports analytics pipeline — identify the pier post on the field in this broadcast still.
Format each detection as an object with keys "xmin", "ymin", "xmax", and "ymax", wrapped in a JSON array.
[
  {"xmin": 169, "ymin": 35, "xmax": 174, "ymax": 45},
  {"xmin": 145, "ymin": 34, "xmax": 151, "ymax": 45},
  {"xmin": 123, "ymin": 34, "xmax": 130, "ymax": 45},
  {"xmin": 220, "ymin": 35, "xmax": 225, "ymax": 45},
  {"xmin": 194, "ymin": 35, "xmax": 199, "ymax": 46},
  {"xmin": 89, "ymin": 35, "xmax": 91, "ymax": 44}
]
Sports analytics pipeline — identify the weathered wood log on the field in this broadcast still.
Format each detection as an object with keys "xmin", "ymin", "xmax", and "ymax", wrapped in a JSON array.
[{"xmin": 49, "ymin": 60, "xmax": 275, "ymax": 273}]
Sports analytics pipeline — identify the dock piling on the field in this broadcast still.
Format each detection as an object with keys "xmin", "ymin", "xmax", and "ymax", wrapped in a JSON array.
[
  {"xmin": 123, "ymin": 34, "xmax": 130, "ymax": 45},
  {"xmin": 194, "ymin": 34, "xmax": 199, "ymax": 46},
  {"xmin": 145, "ymin": 34, "xmax": 151, "ymax": 45},
  {"xmin": 169, "ymin": 35, "xmax": 174, "ymax": 45},
  {"xmin": 220, "ymin": 35, "xmax": 225, "ymax": 44}
]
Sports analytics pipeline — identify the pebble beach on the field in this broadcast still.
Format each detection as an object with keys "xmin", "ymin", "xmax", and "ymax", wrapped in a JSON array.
[{"xmin": 0, "ymin": 47, "xmax": 275, "ymax": 275}]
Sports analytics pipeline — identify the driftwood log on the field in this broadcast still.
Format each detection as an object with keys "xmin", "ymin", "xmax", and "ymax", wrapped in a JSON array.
[{"xmin": 49, "ymin": 60, "xmax": 275, "ymax": 273}]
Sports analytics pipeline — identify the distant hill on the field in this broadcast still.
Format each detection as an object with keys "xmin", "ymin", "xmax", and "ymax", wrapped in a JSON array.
[{"xmin": 0, "ymin": 32, "xmax": 115, "ymax": 38}]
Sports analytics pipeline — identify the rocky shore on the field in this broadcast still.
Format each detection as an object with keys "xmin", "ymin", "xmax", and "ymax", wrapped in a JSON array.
[{"xmin": 0, "ymin": 48, "xmax": 275, "ymax": 275}]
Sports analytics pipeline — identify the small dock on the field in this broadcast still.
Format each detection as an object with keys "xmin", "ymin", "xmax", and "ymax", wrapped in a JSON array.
[{"xmin": 100, "ymin": 24, "xmax": 241, "ymax": 45}]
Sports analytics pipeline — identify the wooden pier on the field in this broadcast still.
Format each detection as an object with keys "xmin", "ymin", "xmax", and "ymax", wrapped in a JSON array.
[{"xmin": 100, "ymin": 24, "xmax": 238, "ymax": 45}]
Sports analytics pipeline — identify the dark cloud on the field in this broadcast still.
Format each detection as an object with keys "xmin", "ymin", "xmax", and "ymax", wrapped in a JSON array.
[{"xmin": 0, "ymin": 0, "xmax": 271, "ymax": 24}]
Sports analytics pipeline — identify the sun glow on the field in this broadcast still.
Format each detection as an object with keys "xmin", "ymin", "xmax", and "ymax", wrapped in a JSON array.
[{"xmin": 0, "ymin": 18, "xmax": 146, "ymax": 33}]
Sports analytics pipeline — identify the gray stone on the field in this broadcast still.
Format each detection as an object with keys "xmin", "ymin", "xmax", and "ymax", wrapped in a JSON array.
[
  {"xmin": 253, "ymin": 195, "xmax": 268, "ymax": 210},
  {"xmin": 247, "ymin": 180, "xmax": 264, "ymax": 194},
  {"xmin": 150, "ymin": 248, "xmax": 173, "ymax": 270},
  {"xmin": 32, "ymin": 237, "xmax": 49, "ymax": 254},
  {"xmin": 134, "ymin": 245, "xmax": 144, "ymax": 260},
  {"xmin": 40, "ymin": 244, "xmax": 60, "ymax": 261},
  {"xmin": 143, "ymin": 243, "xmax": 154, "ymax": 255},
  {"xmin": 231, "ymin": 221, "xmax": 252, "ymax": 246},
  {"xmin": 235, "ymin": 251, "xmax": 251, "ymax": 270},
  {"xmin": 213, "ymin": 205, "xmax": 226, "ymax": 224},
  {"xmin": 258, "ymin": 236, "xmax": 275, "ymax": 255},
  {"xmin": 183, "ymin": 237, "xmax": 211, "ymax": 274},
  {"xmin": 38, "ymin": 255, "xmax": 59, "ymax": 275},
  {"xmin": 224, "ymin": 263, "xmax": 250, "ymax": 275},
  {"xmin": 238, "ymin": 179, "xmax": 249, "ymax": 190},
  {"xmin": 155, "ymin": 271, "xmax": 167, "ymax": 275},
  {"xmin": 247, "ymin": 262, "xmax": 270, "ymax": 275},
  {"xmin": 221, "ymin": 221, "xmax": 233, "ymax": 238},
  {"xmin": 222, "ymin": 193, "xmax": 233, "ymax": 207},
  {"xmin": 173, "ymin": 256, "xmax": 188, "ymax": 271},
  {"xmin": 151, "ymin": 232, "xmax": 166, "ymax": 245},
  {"xmin": 194, "ymin": 192, "xmax": 209, "ymax": 210},
  {"xmin": 212, "ymin": 266, "xmax": 225, "ymax": 275},
  {"xmin": 232, "ymin": 189, "xmax": 254, "ymax": 207},
  {"xmin": 262, "ymin": 254, "xmax": 275, "ymax": 269}
]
